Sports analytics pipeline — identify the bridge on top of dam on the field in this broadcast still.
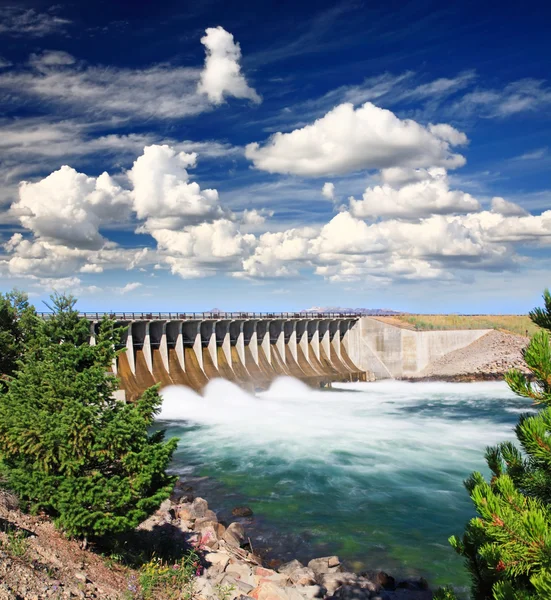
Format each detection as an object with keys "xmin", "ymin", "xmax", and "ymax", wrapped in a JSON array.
[{"xmin": 38, "ymin": 312, "xmax": 493, "ymax": 400}]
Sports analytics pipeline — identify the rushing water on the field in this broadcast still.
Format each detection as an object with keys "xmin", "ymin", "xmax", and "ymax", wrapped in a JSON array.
[{"xmin": 156, "ymin": 378, "xmax": 535, "ymax": 591}]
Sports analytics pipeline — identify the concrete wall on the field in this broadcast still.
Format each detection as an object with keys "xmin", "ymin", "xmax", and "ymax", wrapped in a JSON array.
[{"xmin": 349, "ymin": 317, "xmax": 491, "ymax": 378}]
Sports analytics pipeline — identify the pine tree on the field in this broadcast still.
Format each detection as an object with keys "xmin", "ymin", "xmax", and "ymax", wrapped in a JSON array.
[
  {"xmin": 0, "ymin": 293, "xmax": 177, "ymax": 540},
  {"xmin": 0, "ymin": 289, "xmax": 38, "ymax": 385},
  {"xmin": 441, "ymin": 290, "xmax": 551, "ymax": 599}
]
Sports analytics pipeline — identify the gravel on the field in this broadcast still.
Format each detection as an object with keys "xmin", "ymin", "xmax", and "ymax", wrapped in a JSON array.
[{"xmin": 414, "ymin": 330, "xmax": 530, "ymax": 379}]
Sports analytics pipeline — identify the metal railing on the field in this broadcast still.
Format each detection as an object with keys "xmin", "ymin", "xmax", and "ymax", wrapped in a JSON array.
[{"xmin": 37, "ymin": 311, "xmax": 369, "ymax": 320}]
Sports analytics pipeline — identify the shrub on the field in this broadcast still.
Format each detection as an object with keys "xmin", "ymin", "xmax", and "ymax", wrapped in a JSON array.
[
  {"xmin": 0, "ymin": 293, "xmax": 177, "ymax": 540},
  {"xmin": 138, "ymin": 551, "xmax": 200, "ymax": 600}
]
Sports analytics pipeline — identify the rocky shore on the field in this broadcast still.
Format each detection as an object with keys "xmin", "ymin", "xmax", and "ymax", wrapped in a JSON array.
[
  {"xmin": 0, "ymin": 486, "xmax": 433, "ymax": 599},
  {"xmin": 406, "ymin": 330, "xmax": 529, "ymax": 382}
]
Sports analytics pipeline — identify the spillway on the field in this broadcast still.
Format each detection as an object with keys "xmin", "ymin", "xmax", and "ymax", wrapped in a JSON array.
[{"xmin": 81, "ymin": 312, "xmax": 493, "ymax": 401}]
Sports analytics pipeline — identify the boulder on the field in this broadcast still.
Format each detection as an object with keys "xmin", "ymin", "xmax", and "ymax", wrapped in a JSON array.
[
  {"xmin": 204, "ymin": 551, "xmax": 230, "ymax": 574},
  {"xmin": 278, "ymin": 561, "xmax": 316, "ymax": 586},
  {"xmin": 375, "ymin": 572, "xmax": 395, "ymax": 591},
  {"xmin": 232, "ymin": 506, "xmax": 254, "ymax": 517},
  {"xmin": 320, "ymin": 572, "xmax": 358, "ymax": 595},
  {"xmin": 226, "ymin": 561, "xmax": 257, "ymax": 587},
  {"xmin": 223, "ymin": 522, "xmax": 246, "ymax": 548},
  {"xmin": 191, "ymin": 497, "xmax": 210, "ymax": 518},
  {"xmin": 249, "ymin": 581, "xmax": 292, "ymax": 600},
  {"xmin": 197, "ymin": 525, "xmax": 219, "ymax": 549},
  {"xmin": 300, "ymin": 585, "xmax": 326, "ymax": 599},
  {"xmin": 307, "ymin": 556, "xmax": 343, "ymax": 578},
  {"xmin": 329, "ymin": 585, "xmax": 371, "ymax": 600}
]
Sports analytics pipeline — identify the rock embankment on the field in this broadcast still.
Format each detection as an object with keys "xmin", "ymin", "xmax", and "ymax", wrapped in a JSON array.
[
  {"xmin": 145, "ymin": 489, "xmax": 433, "ymax": 600},
  {"xmin": 410, "ymin": 330, "xmax": 530, "ymax": 381},
  {"xmin": 0, "ymin": 487, "xmax": 433, "ymax": 599}
]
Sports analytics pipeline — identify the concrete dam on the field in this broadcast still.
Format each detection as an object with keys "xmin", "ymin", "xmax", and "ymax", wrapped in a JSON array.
[{"xmin": 82, "ymin": 312, "xmax": 492, "ymax": 400}]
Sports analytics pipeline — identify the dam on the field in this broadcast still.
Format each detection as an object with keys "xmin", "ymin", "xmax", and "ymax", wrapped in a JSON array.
[{"xmin": 78, "ymin": 312, "xmax": 492, "ymax": 401}]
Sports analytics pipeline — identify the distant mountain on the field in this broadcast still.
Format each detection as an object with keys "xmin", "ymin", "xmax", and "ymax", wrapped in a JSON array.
[{"xmin": 302, "ymin": 307, "xmax": 402, "ymax": 315}]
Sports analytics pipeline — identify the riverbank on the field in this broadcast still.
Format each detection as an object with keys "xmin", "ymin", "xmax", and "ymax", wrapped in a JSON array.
[{"xmin": 0, "ymin": 486, "xmax": 433, "ymax": 599}]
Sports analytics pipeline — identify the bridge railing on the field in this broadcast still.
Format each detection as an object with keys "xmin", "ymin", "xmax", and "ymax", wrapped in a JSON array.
[{"xmin": 36, "ymin": 311, "xmax": 370, "ymax": 320}]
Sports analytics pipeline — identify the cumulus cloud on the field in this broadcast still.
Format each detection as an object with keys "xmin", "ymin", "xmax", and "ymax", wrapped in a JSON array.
[
  {"xmin": 245, "ymin": 102, "xmax": 467, "ymax": 176},
  {"xmin": 321, "ymin": 182, "xmax": 335, "ymax": 201},
  {"xmin": 198, "ymin": 26, "xmax": 261, "ymax": 105},
  {"xmin": 12, "ymin": 166, "xmax": 132, "ymax": 249},
  {"xmin": 350, "ymin": 168, "xmax": 480, "ymax": 219},
  {"xmin": 3, "ymin": 143, "xmax": 549, "ymax": 289},
  {"xmin": 128, "ymin": 144, "xmax": 226, "ymax": 231},
  {"xmin": 491, "ymin": 196, "xmax": 529, "ymax": 217}
]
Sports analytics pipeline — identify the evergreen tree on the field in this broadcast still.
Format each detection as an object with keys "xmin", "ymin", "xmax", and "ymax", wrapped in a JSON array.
[
  {"xmin": 0, "ymin": 289, "xmax": 38, "ymax": 385},
  {"xmin": 441, "ymin": 290, "xmax": 551, "ymax": 600},
  {"xmin": 0, "ymin": 293, "xmax": 177, "ymax": 540}
]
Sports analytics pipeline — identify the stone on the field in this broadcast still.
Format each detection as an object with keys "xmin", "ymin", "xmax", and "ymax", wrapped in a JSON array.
[
  {"xmin": 255, "ymin": 567, "xmax": 277, "ymax": 579},
  {"xmin": 300, "ymin": 585, "xmax": 326, "ymax": 599},
  {"xmin": 194, "ymin": 576, "xmax": 215, "ymax": 599},
  {"xmin": 177, "ymin": 505, "xmax": 194, "ymax": 521},
  {"xmin": 232, "ymin": 506, "xmax": 254, "ymax": 517},
  {"xmin": 198, "ymin": 525, "xmax": 219, "ymax": 549},
  {"xmin": 226, "ymin": 562, "xmax": 257, "ymax": 587},
  {"xmin": 249, "ymin": 581, "xmax": 291, "ymax": 600},
  {"xmin": 375, "ymin": 572, "xmax": 395, "ymax": 591},
  {"xmin": 204, "ymin": 551, "xmax": 231, "ymax": 573},
  {"xmin": 223, "ymin": 522, "xmax": 246, "ymax": 548},
  {"xmin": 307, "ymin": 556, "xmax": 343, "ymax": 578},
  {"xmin": 191, "ymin": 497, "xmax": 210, "ymax": 518},
  {"xmin": 320, "ymin": 572, "xmax": 358, "ymax": 595},
  {"xmin": 278, "ymin": 561, "xmax": 315, "ymax": 586},
  {"xmin": 329, "ymin": 585, "xmax": 371, "ymax": 600}
]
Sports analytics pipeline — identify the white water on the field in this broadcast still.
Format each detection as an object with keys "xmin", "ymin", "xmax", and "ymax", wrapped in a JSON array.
[{"xmin": 158, "ymin": 377, "xmax": 525, "ymax": 472}]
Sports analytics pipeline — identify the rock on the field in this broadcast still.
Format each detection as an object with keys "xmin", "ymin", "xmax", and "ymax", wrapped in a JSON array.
[
  {"xmin": 157, "ymin": 498, "xmax": 172, "ymax": 514},
  {"xmin": 250, "ymin": 581, "xmax": 291, "ymax": 600},
  {"xmin": 226, "ymin": 561, "xmax": 257, "ymax": 587},
  {"xmin": 278, "ymin": 560, "xmax": 316, "ymax": 586},
  {"xmin": 300, "ymin": 585, "xmax": 326, "ymax": 599},
  {"xmin": 195, "ymin": 576, "xmax": 215, "ymax": 599},
  {"xmin": 223, "ymin": 522, "xmax": 246, "ymax": 548},
  {"xmin": 376, "ymin": 572, "xmax": 396, "ymax": 591},
  {"xmin": 320, "ymin": 572, "xmax": 358, "ymax": 595},
  {"xmin": 329, "ymin": 585, "xmax": 371, "ymax": 600},
  {"xmin": 232, "ymin": 506, "xmax": 254, "ymax": 517},
  {"xmin": 205, "ymin": 551, "xmax": 231, "ymax": 574},
  {"xmin": 192, "ymin": 497, "xmax": 210, "ymax": 518},
  {"xmin": 73, "ymin": 571, "xmax": 88, "ymax": 584},
  {"xmin": 307, "ymin": 556, "xmax": 343, "ymax": 578},
  {"xmin": 0, "ymin": 491, "xmax": 19, "ymax": 513},
  {"xmin": 198, "ymin": 525, "xmax": 219, "ymax": 549}
]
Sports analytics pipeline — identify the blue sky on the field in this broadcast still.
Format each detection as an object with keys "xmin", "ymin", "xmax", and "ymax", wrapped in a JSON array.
[{"xmin": 0, "ymin": 0, "xmax": 549, "ymax": 313}]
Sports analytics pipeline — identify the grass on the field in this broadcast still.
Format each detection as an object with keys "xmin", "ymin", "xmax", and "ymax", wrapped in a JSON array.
[
  {"xmin": 380, "ymin": 314, "xmax": 538, "ymax": 337},
  {"xmin": 136, "ymin": 551, "xmax": 200, "ymax": 600},
  {"xmin": 0, "ymin": 526, "xmax": 30, "ymax": 558}
]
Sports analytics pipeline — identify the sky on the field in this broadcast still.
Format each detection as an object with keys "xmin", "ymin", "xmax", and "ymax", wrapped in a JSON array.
[{"xmin": 0, "ymin": 0, "xmax": 550, "ymax": 313}]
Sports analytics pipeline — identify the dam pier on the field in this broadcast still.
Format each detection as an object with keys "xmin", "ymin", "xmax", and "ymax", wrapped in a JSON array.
[
  {"xmin": 86, "ymin": 312, "xmax": 366, "ymax": 400},
  {"xmin": 44, "ymin": 311, "xmax": 492, "ymax": 400}
]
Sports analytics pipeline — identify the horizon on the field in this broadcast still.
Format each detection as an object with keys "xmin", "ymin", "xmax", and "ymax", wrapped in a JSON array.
[{"xmin": 0, "ymin": 0, "xmax": 550, "ymax": 313}]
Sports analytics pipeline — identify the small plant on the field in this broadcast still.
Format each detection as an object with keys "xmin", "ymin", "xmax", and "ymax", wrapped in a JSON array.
[
  {"xmin": 2, "ymin": 528, "xmax": 29, "ymax": 557},
  {"xmin": 138, "ymin": 551, "xmax": 200, "ymax": 600},
  {"xmin": 215, "ymin": 582, "xmax": 236, "ymax": 600}
]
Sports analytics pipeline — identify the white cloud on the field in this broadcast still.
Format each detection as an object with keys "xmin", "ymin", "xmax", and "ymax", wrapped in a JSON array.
[
  {"xmin": 128, "ymin": 144, "xmax": 226, "ymax": 231},
  {"xmin": 245, "ymin": 102, "xmax": 467, "ymax": 176},
  {"xmin": 513, "ymin": 147, "xmax": 548, "ymax": 161},
  {"xmin": 0, "ymin": 7, "xmax": 71, "ymax": 36},
  {"xmin": 242, "ymin": 208, "xmax": 272, "ymax": 226},
  {"xmin": 491, "ymin": 197, "xmax": 528, "ymax": 217},
  {"xmin": 12, "ymin": 166, "xmax": 132, "ymax": 249},
  {"xmin": 350, "ymin": 168, "xmax": 480, "ymax": 219},
  {"xmin": 198, "ymin": 26, "xmax": 261, "ymax": 105},
  {"xmin": 80, "ymin": 263, "xmax": 104, "ymax": 274},
  {"xmin": 452, "ymin": 79, "xmax": 551, "ymax": 118},
  {"xmin": 28, "ymin": 50, "xmax": 76, "ymax": 70},
  {"xmin": 321, "ymin": 182, "xmax": 335, "ymax": 201},
  {"xmin": 0, "ymin": 57, "xmax": 12, "ymax": 68},
  {"xmin": 118, "ymin": 282, "xmax": 142, "ymax": 294}
]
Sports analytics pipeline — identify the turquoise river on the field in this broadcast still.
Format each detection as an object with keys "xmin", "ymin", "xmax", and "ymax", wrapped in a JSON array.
[{"xmin": 157, "ymin": 378, "xmax": 534, "ymax": 594}]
